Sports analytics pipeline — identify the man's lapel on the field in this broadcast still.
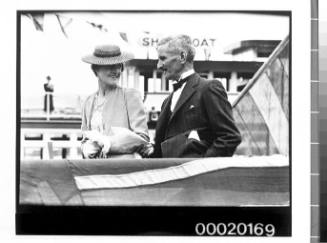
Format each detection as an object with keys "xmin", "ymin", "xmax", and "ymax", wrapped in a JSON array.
[
  {"xmin": 169, "ymin": 73, "xmax": 199, "ymax": 123},
  {"xmin": 155, "ymin": 94, "xmax": 173, "ymax": 139}
]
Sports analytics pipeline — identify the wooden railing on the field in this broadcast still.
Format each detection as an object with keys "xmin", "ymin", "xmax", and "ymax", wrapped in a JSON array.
[{"xmin": 21, "ymin": 128, "xmax": 82, "ymax": 160}]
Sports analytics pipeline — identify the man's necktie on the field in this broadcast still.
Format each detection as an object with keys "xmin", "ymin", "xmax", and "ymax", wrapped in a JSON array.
[{"xmin": 173, "ymin": 78, "xmax": 187, "ymax": 92}]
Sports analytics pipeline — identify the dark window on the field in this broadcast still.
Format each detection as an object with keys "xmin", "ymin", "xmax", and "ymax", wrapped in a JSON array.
[{"xmin": 237, "ymin": 72, "xmax": 254, "ymax": 79}]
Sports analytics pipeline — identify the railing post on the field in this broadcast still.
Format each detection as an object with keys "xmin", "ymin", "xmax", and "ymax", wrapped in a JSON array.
[
  {"xmin": 42, "ymin": 132, "xmax": 50, "ymax": 160},
  {"xmin": 69, "ymin": 132, "xmax": 78, "ymax": 159},
  {"xmin": 46, "ymin": 92, "xmax": 50, "ymax": 121}
]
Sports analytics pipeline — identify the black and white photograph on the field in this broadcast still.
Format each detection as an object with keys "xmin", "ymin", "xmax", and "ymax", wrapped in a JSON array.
[{"xmin": 17, "ymin": 10, "xmax": 291, "ymax": 236}]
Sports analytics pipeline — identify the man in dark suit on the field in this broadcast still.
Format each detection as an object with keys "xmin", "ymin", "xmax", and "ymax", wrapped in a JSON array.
[{"xmin": 152, "ymin": 35, "xmax": 241, "ymax": 158}]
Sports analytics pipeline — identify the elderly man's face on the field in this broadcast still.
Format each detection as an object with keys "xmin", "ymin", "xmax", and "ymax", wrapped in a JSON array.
[
  {"xmin": 95, "ymin": 64, "xmax": 122, "ymax": 87},
  {"xmin": 157, "ymin": 44, "xmax": 183, "ymax": 81}
]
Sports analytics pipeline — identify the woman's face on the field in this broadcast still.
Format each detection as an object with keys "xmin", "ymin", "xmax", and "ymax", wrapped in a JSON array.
[{"xmin": 95, "ymin": 64, "xmax": 122, "ymax": 87}]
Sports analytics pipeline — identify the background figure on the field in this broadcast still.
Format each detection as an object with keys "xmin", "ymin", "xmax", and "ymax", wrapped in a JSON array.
[
  {"xmin": 43, "ymin": 75, "xmax": 54, "ymax": 113},
  {"xmin": 152, "ymin": 35, "xmax": 241, "ymax": 158},
  {"xmin": 148, "ymin": 106, "xmax": 159, "ymax": 129}
]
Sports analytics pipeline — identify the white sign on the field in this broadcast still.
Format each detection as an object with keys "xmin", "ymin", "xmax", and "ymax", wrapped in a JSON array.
[{"xmin": 140, "ymin": 37, "xmax": 217, "ymax": 48}]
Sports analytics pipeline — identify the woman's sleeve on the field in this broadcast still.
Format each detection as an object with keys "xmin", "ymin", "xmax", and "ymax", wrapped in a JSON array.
[
  {"xmin": 81, "ymin": 99, "xmax": 88, "ymax": 132},
  {"xmin": 80, "ymin": 96, "xmax": 101, "ymax": 158},
  {"xmin": 125, "ymin": 89, "xmax": 150, "ymax": 142}
]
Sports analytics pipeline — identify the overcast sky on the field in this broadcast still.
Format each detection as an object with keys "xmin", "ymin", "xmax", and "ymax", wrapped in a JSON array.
[{"xmin": 20, "ymin": 12, "xmax": 290, "ymax": 101}]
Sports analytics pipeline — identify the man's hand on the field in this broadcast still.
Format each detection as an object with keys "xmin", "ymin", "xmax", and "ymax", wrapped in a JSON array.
[{"xmin": 137, "ymin": 143, "xmax": 154, "ymax": 158}]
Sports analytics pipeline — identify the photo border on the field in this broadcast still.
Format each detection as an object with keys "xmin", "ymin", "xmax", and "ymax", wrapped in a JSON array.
[{"xmin": 16, "ymin": 9, "xmax": 292, "ymax": 236}]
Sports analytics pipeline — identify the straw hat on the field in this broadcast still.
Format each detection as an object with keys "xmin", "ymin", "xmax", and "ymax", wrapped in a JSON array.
[{"xmin": 82, "ymin": 45, "xmax": 134, "ymax": 65}]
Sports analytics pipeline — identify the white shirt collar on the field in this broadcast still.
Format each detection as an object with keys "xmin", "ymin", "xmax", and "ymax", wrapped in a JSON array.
[{"xmin": 179, "ymin": 69, "xmax": 195, "ymax": 81}]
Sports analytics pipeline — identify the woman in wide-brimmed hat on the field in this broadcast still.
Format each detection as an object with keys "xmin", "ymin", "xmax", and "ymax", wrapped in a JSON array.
[{"xmin": 80, "ymin": 44, "xmax": 153, "ymax": 159}]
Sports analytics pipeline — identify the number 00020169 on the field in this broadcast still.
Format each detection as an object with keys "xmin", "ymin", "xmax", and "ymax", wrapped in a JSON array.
[{"xmin": 195, "ymin": 222, "xmax": 276, "ymax": 236}]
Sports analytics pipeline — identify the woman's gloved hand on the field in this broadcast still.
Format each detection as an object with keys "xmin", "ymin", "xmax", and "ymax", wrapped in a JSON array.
[
  {"xmin": 81, "ymin": 139, "xmax": 102, "ymax": 158},
  {"xmin": 83, "ymin": 130, "xmax": 112, "ymax": 155}
]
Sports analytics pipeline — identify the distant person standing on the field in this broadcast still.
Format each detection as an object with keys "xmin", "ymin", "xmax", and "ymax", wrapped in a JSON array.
[
  {"xmin": 148, "ymin": 106, "xmax": 159, "ymax": 129},
  {"xmin": 43, "ymin": 75, "xmax": 54, "ymax": 113}
]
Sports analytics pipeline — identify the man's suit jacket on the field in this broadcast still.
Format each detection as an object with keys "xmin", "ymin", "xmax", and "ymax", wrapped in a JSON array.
[{"xmin": 152, "ymin": 73, "xmax": 241, "ymax": 158}]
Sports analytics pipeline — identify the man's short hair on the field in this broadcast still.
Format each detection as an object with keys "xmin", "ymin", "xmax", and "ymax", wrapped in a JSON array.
[{"xmin": 158, "ymin": 35, "xmax": 196, "ymax": 63}]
